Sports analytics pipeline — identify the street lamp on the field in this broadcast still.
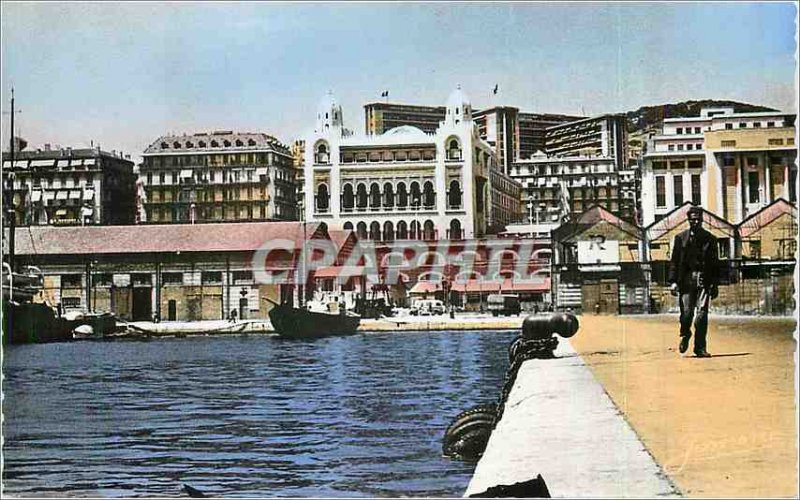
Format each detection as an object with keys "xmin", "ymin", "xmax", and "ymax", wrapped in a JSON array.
[{"xmin": 527, "ymin": 195, "xmax": 534, "ymax": 224}]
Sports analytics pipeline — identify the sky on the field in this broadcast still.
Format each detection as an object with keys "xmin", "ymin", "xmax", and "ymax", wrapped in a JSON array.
[{"xmin": 1, "ymin": 1, "xmax": 797, "ymax": 163}]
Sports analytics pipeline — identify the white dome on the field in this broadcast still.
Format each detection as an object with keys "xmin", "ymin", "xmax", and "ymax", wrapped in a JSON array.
[{"xmin": 384, "ymin": 125, "xmax": 428, "ymax": 138}]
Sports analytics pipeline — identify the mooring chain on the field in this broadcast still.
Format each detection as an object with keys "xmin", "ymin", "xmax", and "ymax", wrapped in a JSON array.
[{"xmin": 492, "ymin": 336, "xmax": 560, "ymax": 427}]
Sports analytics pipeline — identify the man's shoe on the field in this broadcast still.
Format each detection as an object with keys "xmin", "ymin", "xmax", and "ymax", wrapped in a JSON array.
[
  {"xmin": 679, "ymin": 337, "xmax": 690, "ymax": 354},
  {"xmin": 694, "ymin": 350, "xmax": 711, "ymax": 358}
]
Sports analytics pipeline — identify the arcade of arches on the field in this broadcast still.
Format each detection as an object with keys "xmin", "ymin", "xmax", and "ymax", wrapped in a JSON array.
[{"xmin": 343, "ymin": 218, "xmax": 463, "ymax": 241}]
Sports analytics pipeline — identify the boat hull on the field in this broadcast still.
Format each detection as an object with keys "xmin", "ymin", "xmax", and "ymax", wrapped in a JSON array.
[{"xmin": 268, "ymin": 304, "xmax": 360, "ymax": 338}]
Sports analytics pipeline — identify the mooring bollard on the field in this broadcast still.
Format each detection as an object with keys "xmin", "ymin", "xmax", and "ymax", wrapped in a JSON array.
[{"xmin": 443, "ymin": 313, "xmax": 580, "ymax": 463}]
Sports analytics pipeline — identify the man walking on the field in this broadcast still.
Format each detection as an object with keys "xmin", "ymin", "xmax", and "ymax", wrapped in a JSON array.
[{"xmin": 668, "ymin": 205, "xmax": 719, "ymax": 357}]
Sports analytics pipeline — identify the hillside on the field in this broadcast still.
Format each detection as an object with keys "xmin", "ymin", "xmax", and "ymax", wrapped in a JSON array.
[{"xmin": 625, "ymin": 100, "xmax": 778, "ymax": 133}]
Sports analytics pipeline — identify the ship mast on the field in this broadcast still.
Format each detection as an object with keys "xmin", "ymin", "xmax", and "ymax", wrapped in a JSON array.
[{"xmin": 4, "ymin": 88, "xmax": 16, "ymax": 272}]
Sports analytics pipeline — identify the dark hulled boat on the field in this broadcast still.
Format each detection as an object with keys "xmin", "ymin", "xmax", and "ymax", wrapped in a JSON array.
[{"xmin": 268, "ymin": 301, "xmax": 361, "ymax": 339}]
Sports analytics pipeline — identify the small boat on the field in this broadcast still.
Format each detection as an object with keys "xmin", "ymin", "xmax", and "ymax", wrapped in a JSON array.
[{"xmin": 267, "ymin": 299, "xmax": 360, "ymax": 339}]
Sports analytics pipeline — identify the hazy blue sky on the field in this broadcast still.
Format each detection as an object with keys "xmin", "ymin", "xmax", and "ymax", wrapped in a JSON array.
[{"xmin": 2, "ymin": 2, "xmax": 797, "ymax": 162}]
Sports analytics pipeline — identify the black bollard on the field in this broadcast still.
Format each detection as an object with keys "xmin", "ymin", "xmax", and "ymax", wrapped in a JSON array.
[{"xmin": 521, "ymin": 312, "xmax": 579, "ymax": 340}]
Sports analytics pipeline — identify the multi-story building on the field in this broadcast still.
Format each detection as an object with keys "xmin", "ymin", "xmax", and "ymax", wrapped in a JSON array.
[
  {"xmin": 140, "ymin": 131, "xmax": 297, "ymax": 224},
  {"xmin": 306, "ymin": 88, "xmax": 522, "ymax": 240},
  {"xmin": 2, "ymin": 146, "xmax": 137, "ymax": 226},
  {"xmin": 364, "ymin": 102, "xmax": 446, "ymax": 136},
  {"xmin": 365, "ymin": 102, "xmax": 582, "ymax": 175},
  {"xmin": 511, "ymin": 153, "xmax": 627, "ymax": 225},
  {"xmin": 641, "ymin": 108, "xmax": 797, "ymax": 225},
  {"xmin": 292, "ymin": 140, "xmax": 306, "ymax": 221},
  {"xmin": 545, "ymin": 114, "xmax": 629, "ymax": 168},
  {"xmin": 518, "ymin": 112, "xmax": 585, "ymax": 161}
]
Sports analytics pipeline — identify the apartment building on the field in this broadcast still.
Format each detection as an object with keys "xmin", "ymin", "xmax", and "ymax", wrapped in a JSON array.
[
  {"xmin": 641, "ymin": 107, "xmax": 797, "ymax": 224},
  {"xmin": 140, "ymin": 131, "xmax": 297, "ymax": 224},
  {"xmin": 2, "ymin": 146, "xmax": 137, "ymax": 226}
]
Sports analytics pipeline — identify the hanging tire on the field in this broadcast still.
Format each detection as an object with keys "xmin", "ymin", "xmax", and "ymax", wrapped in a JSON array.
[{"xmin": 443, "ymin": 427, "xmax": 493, "ymax": 461}]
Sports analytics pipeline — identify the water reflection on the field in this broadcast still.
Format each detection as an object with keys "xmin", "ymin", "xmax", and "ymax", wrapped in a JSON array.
[{"xmin": 4, "ymin": 330, "xmax": 515, "ymax": 497}]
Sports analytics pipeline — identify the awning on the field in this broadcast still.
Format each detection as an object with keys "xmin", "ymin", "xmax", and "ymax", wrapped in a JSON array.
[
  {"xmin": 83, "ymin": 189, "xmax": 95, "ymax": 200},
  {"xmin": 409, "ymin": 281, "xmax": 442, "ymax": 295},
  {"xmin": 69, "ymin": 190, "xmax": 82, "ymax": 199},
  {"xmin": 56, "ymin": 160, "xmax": 70, "ymax": 167},
  {"xmin": 313, "ymin": 266, "xmax": 373, "ymax": 279},
  {"xmin": 451, "ymin": 278, "xmax": 550, "ymax": 293},
  {"xmin": 30, "ymin": 191, "xmax": 42, "ymax": 202},
  {"xmin": 578, "ymin": 264, "xmax": 622, "ymax": 273},
  {"xmin": 30, "ymin": 159, "xmax": 55, "ymax": 167},
  {"xmin": 83, "ymin": 158, "xmax": 96, "ymax": 166},
  {"xmin": 1, "ymin": 161, "xmax": 11, "ymax": 169},
  {"xmin": 56, "ymin": 191, "xmax": 69, "ymax": 200},
  {"xmin": 255, "ymin": 167, "xmax": 269, "ymax": 175},
  {"xmin": 180, "ymin": 169, "xmax": 193, "ymax": 178},
  {"xmin": 43, "ymin": 191, "xmax": 56, "ymax": 201},
  {"xmin": 14, "ymin": 160, "xmax": 28, "ymax": 168}
]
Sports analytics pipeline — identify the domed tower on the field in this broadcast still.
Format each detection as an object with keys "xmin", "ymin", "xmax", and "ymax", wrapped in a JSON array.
[
  {"xmin": 444, "ymin": 84, "xmax": 472, "ymax": 126},
  {"xmin": 315, "ymin": 91, "xmax": 344, "ymax": 135}
]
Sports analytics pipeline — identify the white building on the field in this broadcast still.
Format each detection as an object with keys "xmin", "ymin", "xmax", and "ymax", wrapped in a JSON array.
[
  {"xmin": 304, "ymin": 87, "xmax": 518, "ymax": 240},
  {"xmin": 641, "ymin": 107, "xmax": 797, "ymax": 225}
]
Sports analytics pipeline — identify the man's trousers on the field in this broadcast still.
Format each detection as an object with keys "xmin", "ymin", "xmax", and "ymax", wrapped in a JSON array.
[{"xmin": 679, "ymin": 287, "xmax": 711, "ymax": 353}]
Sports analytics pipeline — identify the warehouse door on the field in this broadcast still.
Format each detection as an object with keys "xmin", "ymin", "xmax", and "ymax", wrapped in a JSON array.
[
  {"xmin": 581, "ymin": 278, "xmax": 619, "ymax": 315},
  {"xmin": 132, "ymin": 287, "xmax": 153, "ymax": 321}
]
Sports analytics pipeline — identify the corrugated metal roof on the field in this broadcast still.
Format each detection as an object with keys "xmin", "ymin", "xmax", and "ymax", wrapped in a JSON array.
[
  {"xmin": 739, "ymin": 199, "xmax": 797, "ymax": 238},
  {"xmin": 14, "ymin": 222, "xmax": 323, "ymax": 256},
  {"xmin": 646, "ymin": 202, "xmax": 735, "ymax": 241}
]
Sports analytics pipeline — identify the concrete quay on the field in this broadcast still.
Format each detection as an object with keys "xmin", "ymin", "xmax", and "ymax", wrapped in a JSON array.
[
  {"xmin": 122, "ymin": 314, "xmax": 525, "ymax": 336},
  {"xmin": 464, "ymin": 339, "xmax": 679, "ymax": 498}
]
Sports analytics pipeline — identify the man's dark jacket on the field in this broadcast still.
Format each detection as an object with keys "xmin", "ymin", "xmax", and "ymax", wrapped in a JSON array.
[{"xmin": 668, "ymin": 227, "xmax": 720, "ymax": 291}]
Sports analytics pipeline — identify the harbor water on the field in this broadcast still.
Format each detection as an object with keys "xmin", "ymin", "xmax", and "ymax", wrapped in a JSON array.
[{"xmin": 3, "ymin": 330, "xmax": 516, "ymax": 497}]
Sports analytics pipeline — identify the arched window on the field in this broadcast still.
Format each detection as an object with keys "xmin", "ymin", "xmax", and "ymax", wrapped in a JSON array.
[
  {"xmin": 423, "ymin": 220, "xmax": 435, "ymax": 240},
  {"xmin": 211, "ymin": 140, "xmax": 219, "ymax": 147},
  {"xmin": 186, "ymin": 141, "xmax": 194, "ymax": 148},
  {"xmin": 356, "ymin": 184, "xmax": 368, "ymax": 208},
  {"xmin": 343, "ymin": 221, "xmax": 354, "ymax": 231},
  {"xmin": 161, "ymin": 142, "xmax": 169, "ymax": 149},
  {"xmin": 383, "ymin": 221, "xmax": 394, "ymax": 242},
  {"xmin": 423, "ymin": 181, "xmax": 435, "ymax": 208},
  {"xmin": 356, "ymin": 222, "xmax": 368, "ymax": 240},
  {"xmin": 369, "ymin": 221, "xmax": 381, "ymax": 241},
  {"xmin": 410, "ymin": 182, "xmax": 421, "ymax": 207},
  {"xmin": 173, "ymin": 142, "xmax": 181, "ymax": 149},
  {"xmin": 396, "ymin": 220, "xmax": 408, "ymax": 239},
  {"xmin": 369, "ymin": 183, "xmax": 381, "ymax": 208},
  {"xmin": 199, "ymin": 141, "xmax": 206, "ymax": 148},
  {"xmin": 449, "ymin": 219, "xmax": 462, "ymax": 240},
  {"xmin": 410, "ymin": 220, "xmax": 421, "ymax": 240},
  {"xmin": 316, "ymin": 184, "xmax": 329, "ymax": 212},
  {"xmin": 342, "ymin": 184, "xmax": 355, "ymax": 210},
  {"xmin": 397, "ymin": 182, "xmax": 408, "ymax": 208},
  {"xmin": 448, "ymin": 180, "xmax": 462, "ymax": 209},
  {"xmin": 223, "ymin": 140, "xmax": 231, "ymax": 147},
  {"xmin": 235, "ymin": 140, "xmax": 243, "ymax": 147},
  {"xmin": 315, "ymin": 142, "xmax": 329, "ymax": 164},
  {"xmin": 248, "ymin": 139, "xmax": 256, "ymax": 146},
  {"xmin": 383, "ymin": 183, "xmax": 394, "ymax": 208},
  {"xmin": 447, "ymin": 138, "xmax": 462, "ymax": 160}
]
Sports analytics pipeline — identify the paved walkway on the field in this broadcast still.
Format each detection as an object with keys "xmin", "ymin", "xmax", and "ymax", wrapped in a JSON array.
[{"xmin": 465, "ymin": 339, "xmax": 679, "ymax": 498}]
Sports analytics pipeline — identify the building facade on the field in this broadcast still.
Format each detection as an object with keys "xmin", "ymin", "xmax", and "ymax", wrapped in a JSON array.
[
  {"xmin": 2, "ymin": 146, "xmax": 137, "ymax": 226},
  {"xmin": 140, "ymin": 132, "xmax": 297, "ymax": 224},
  {"xmin": 364, "ymin": 102, "xmax": 446, "ymax": 136},
  {"xmin": 641, "ymin": 108, "xmax": 797, "ymax": 225},
  {"xmin": 307, "ymin": 88, "xmax": 522, "ymax": 240}
]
